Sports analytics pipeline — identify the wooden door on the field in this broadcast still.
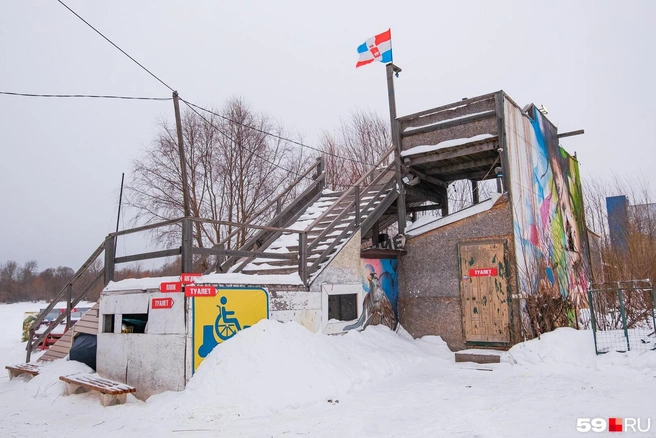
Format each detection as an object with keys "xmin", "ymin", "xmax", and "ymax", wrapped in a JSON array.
[{"xmin": 459, "ymin": 241, "xmax": 510, "ymax": 344}]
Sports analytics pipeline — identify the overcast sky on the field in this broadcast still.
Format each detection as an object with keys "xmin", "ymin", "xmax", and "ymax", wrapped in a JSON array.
[{"xmin": 1, "ymin": 0, "xmax": 654, "ymax": 271}]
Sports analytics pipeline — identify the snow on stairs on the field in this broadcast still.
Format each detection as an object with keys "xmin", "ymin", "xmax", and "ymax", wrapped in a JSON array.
[
  {"xmin": 238, "ymin": 185, "xmax": 393, "ymax": 279},
  {"xmin": 39, "ymin": 302, "xmax": 100, "ymax": 362}
]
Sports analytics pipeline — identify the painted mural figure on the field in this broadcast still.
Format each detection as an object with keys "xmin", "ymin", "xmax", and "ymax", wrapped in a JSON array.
[{"xmin": 345, "ymin": 269, "xmax": 397, "ymax": 332}]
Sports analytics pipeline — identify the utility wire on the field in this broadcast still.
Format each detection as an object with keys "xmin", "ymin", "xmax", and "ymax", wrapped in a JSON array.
[
  {"xmin": 0, "ymin": 91, "xmax": 171, "ymax": 101},
  {"xmin": 57, "ymin": 0, "xmax": 174, "ymax": 92},
  {"xmin": 55, "ymin": 0, "xmax": 385, "ymax": 172}
]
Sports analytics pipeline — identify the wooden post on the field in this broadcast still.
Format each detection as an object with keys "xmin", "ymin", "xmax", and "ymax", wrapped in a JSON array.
[
  {"xmin": 181, "ymin": 218, "xmax": 193, "ymax": 273},
  {"xmin": 386, "ymin": 63, "xmax": 406, "ymax": 234},
  {"xmin": 471, "ymin": 180, "xmax": 480, "ymax": 204},
  {"xmin": 65, "ymin": 284, "xmax": 72, "ymax": 331},
  {"xmin": 173, "ymin": 91, "xmax": 191, "ymax": 218},
  {"xmin": 299, "ymin": 232, "xmax": 308, "ymax": 285},
  {"xmin": 104, "ymin": 236, "xmax": 115, "ymax": 285}
]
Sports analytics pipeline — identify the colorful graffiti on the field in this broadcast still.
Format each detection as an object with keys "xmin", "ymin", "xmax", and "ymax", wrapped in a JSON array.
[
  {"xmin": 505, "ymin": 101, "xmax": 589, "ymax": 306},
  {"xmin": 192, "ymin": 287, "xmax": 269, "ymax": 372},
  {"xmin": 341, "ymin": 257, "xmax": 398, "ymax": 331}
]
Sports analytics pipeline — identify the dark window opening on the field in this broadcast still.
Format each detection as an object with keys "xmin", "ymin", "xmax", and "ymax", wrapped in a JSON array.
[
  {"xmin": 103, "ymin": 314, "xmax": 115, "ymax": 333},
  {"xmin": 328, "ymin": 294, "xmax": 357, "ymax": 321},
  {"xmin": 121, "ymin": 313, "xmax": 148, "ymax": 334}
]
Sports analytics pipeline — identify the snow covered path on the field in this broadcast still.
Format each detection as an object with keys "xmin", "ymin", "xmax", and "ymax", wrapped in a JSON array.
[{"xmin": 1, "ymin": 302, "xmax": 654, "ymax": 438}]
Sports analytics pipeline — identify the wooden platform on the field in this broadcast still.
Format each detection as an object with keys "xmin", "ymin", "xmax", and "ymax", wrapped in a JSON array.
[
  {"xmin": 455, "ymin": 349, "xmax": 501, "ymax": 364},
  {"xmin": 5, "ymin": 363, "xmax": 41, "ymax": 380},
  {"xmin": 60, "ymin": 373, "xmax": 135, "ymax": 406}
]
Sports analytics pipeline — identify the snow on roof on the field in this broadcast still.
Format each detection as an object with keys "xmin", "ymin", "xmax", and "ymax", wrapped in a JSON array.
[
  {"xmin": 400, "ymin": 134, "xmax": 495, "ymax": 158},
  {"xmin": 405, "ymin": 193, "xmax": 503, "ymax": 238},
  {"xmin": 103, "ymin": 271, "xmax": 304, "ymax": 292}
]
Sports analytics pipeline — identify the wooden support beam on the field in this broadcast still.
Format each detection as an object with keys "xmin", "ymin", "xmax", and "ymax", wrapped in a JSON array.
[
  {"xmin": 114, "ymin": 248, "xmax": 182, "ymax": 264},
  {"xmin": 401, "ymin": 110, "xmax": 496, "ymax": 138},
  {"xmin": 405, "ymin": 140, "xmax": 498, "ymax": 167},
  {"xmin": 424, "ymin": 157, "xmax": 497, "ymax": 176},
  {"xmin": 557, "ymin": 129, "xmax": 585, "ymax": 138}
]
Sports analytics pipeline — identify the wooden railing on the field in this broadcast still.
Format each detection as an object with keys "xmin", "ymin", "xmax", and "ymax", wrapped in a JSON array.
[{"xmin": 25, "ymin": 152, "xmax": 399, "ymax": 361}]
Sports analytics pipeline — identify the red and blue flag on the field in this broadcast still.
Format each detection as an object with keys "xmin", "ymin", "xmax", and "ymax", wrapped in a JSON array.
[{"xmin": 356, "ymin": 29, "xmax": 393, "ymax": 68}]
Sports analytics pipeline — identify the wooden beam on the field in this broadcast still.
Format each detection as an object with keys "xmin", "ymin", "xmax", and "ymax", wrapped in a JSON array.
[
  {"xmin": 401, "ymin": 110, "xmax": 496, "ymax": 138},
  {"xmin": 398, "ymin": 92, "xmax": 498, "ymax": 122},
  {"xmin": 114, "ymin": 248, "xmax": 181, "ymax": 264},
  {"xmin": 405, "ymin": 140, "xmax": 498, "ymax": 167},
  {"xmin": 405, "ymin": 184, "xmax": 444, "ymax": 205},
  {"xmin": 403, "ymin": 165, "xmax": 448, "ymax": 188},
  {"xmin": 557, "ymin": 129, "xmax": 585, "ymax": 138},
  {"xmin": 424, "ymin": 157, "xmax": 497, "ymax": 176},
  {"xmin": 194, "ymin": 247, "xmax": 296, "ymax": 260}
]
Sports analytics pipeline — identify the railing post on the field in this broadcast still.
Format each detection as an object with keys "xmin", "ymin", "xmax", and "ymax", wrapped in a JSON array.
[
  {"xmin": 354, "ymin": 185, "xmax": 361, "ymax": 226},
  {"xmin": 299, "ymin": 232, "xmax": 308, "ymax": 285},
  {"xmin": 65, "ymin": 284, "xmax": 72, "ymax": 331},
  {"xmin": 276, "ymin": 199, "xmax": 282, "ymax": 215},
  {"xmin": 587, "ymin": 288, "xmax": 599, "ymax": 355},
  {"xmin": 315, "ymin": 156, "xmax": 325, "ymax": 187},
  {"xmin": 182, "ymin": 218, "xmax": 193, "ymax": 273},
  {"xmin": 104, "ymin": 235, "xmax": 115, "ymax": 285}
]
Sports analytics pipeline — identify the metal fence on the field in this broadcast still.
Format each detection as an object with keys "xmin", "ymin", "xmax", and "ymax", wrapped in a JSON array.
[{"xmin": 587, "ymin": 280, "xmax": 655, "ymax": 354}]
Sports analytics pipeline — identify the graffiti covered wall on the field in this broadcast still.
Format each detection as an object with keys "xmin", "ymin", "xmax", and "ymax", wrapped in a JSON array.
[
  {"xmin": 505, "ymin": 99, "xmax": 589, "ymax": 306},
  {"xmin": 361, "ymin": 258, "xmax": 399, "ymax": 318}
]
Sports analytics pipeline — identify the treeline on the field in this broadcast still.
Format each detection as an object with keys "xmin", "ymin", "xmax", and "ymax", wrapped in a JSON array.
[{"xmin": 0, "ymin": 260, "xmax": 180, "ymax": 304}]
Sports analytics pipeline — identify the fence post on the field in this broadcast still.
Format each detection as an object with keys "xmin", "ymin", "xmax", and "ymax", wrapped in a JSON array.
[
  {"xmin": 617, "ymin": 287, "xmax": 631, "ymax": 352},
  {"xmin": 182, "ymin": 218, "xmax": 193, "ymax": 273},
  {"xmin": 299, "ymin": 232, "xmax": 308, "ymax": 285},
  {"xmin": 587, "ymin": 289, "xmax": 599, "ymax": 355},
  {"xmin": 104, "ymin": 236, "xmax": 115, "ymax": 285}
]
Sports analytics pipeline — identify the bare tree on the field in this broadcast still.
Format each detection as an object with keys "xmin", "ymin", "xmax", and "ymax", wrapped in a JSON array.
[
  {"xmin": 319, "ymin": 109, "xmax": 392, "ymax": 190},
  {"xmin": 128, "ymin": 97, "xmax": 310, "ymax": 252}
]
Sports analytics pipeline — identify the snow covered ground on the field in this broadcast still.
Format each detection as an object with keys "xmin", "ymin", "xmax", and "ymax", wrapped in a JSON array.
[{"xmin": 1, "ymin": 301, "xmax": 654, "ymax": 438}]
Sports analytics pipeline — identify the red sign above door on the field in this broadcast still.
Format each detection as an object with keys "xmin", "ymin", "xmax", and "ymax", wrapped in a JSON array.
[
  {"xmin": 469, "ymin": 268, "xmax": 498, "ymax": 277},
  {"xmin": 152, "ymin": 297, "xmax": 174, "ymax": 309}
]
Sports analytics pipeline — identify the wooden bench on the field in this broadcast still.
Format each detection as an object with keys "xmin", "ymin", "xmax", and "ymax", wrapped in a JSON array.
[
  {"xmin": 59, "ymin": 373, "xmax": 136, "ymax": 406},
  {"xmin": 5, "ymin": 363, "xmax": 41, "ymax": 380}
]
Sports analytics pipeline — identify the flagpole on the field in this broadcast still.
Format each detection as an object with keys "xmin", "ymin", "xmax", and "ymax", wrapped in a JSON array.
[{"xmin": 386, "ymin": 62, "xmax": 406, "ymax": 234}]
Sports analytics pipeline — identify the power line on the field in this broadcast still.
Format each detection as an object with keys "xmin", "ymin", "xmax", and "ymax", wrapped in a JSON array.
[
  {"xmin": 56, "ymin": 0, "xmax": 383, "ymax": 170},
  {"xmin": 0, "ymin": 91, "xmax": 171, "ymax": 101},
  {"xmin": 55, "ymin": 0, "xmax": 385, "ymax": 173},
  {"xmin": 56, "ymin": 0, "xmax": 174, "ymax": 92}
]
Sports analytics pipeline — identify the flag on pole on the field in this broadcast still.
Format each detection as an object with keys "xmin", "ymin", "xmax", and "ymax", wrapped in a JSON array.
[{"xmin": 356, "ymin": 29, "xmax": 393, "ymax": 68}]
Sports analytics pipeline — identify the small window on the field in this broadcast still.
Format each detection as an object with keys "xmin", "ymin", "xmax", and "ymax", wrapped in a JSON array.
[
  {"xmin": 121, "ymin": 313, "xmax": 148, "ymax": 334},
  {"xmin": 328, "ymin": 294, "xmax": 357, "ymax": 321},
  {"xmin": 103, "ymin": 314, "xmax": 115, "ymax": 333}
]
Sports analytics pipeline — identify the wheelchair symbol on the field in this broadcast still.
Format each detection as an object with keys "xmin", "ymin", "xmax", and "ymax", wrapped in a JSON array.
[{"xmin": 214, "ymin": 296, "xmax": 248, "ymax": 340}]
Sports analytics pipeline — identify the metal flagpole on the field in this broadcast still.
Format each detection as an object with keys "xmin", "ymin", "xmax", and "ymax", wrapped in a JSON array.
[{"xmin": 385, "ymin": 62, "xmax": 406, "ymax": 234}]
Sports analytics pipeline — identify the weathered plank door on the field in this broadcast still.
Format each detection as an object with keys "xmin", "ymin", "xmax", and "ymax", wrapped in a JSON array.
[{"xmin": 459, "ymin": 241, "xmax": 510, "ymax": 344}]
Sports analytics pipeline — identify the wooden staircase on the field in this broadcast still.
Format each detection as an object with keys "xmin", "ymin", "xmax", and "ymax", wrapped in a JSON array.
[{"xmin": 216, "ymin": 147, "xmax": 399, "ymax": 285}]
